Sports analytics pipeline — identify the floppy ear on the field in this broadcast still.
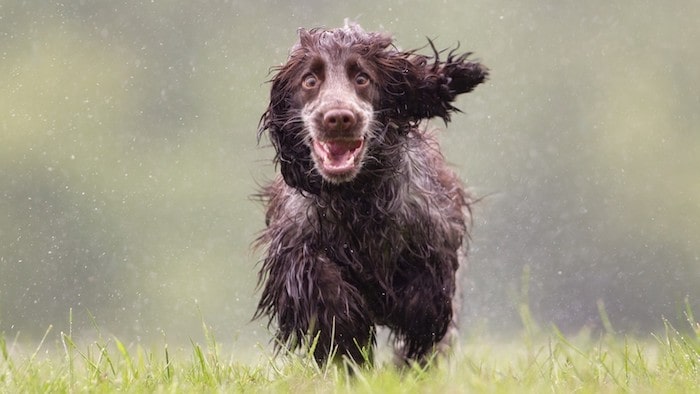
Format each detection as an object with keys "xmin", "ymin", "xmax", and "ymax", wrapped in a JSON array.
[
  {"xmin": 379, "ymin": 41, "xmax": 488, "ymax": 125},
  {"xmin": 258, "ymin": 47, "xmax": 323, "ymax": 195}
]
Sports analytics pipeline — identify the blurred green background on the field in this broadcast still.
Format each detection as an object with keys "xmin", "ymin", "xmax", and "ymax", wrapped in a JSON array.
[{"xmin": 1, "ymin": 0, "xmax": 698, "ymax": 350}]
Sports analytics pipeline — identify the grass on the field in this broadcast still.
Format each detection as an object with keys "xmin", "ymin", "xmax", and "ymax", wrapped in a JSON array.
[{"xmin": 1, "ymin": 313, "xmax": 699, "ymax": 393}]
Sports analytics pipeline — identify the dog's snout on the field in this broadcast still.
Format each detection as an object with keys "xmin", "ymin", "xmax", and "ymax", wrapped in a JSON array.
[{"xmin": 323, "ymin": 109, "xmax": 356, "ymax": 132}]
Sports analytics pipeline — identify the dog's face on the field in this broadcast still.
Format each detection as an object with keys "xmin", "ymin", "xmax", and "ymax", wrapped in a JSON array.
[{"xmin": 298, "ymin": 50, "xmax": 379, "ymax": 183}]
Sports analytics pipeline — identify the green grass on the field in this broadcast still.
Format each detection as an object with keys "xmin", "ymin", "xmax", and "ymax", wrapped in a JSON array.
[{"xmin": 2, "ymin": 320, "xmax": 699, "ymax": 394}]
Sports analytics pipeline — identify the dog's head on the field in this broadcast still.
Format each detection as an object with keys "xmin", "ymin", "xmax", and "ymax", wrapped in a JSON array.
[{"xmin": 260, "ymin": 23, "xmax": 488, "ymax": 193}]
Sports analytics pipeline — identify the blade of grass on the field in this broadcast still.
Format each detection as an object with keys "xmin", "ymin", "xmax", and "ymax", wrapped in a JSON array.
[{"xmin": 114, "ymin": 337, "xmax": 137, "ymax": 381}]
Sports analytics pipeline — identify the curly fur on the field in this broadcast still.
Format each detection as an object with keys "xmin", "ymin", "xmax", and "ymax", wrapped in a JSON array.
[{"xmin": 254, "ymin": 23, "xmax": 487, "ymax": 365}]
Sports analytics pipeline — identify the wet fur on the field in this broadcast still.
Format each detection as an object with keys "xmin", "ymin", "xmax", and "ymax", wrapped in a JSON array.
[{"xmin": 255, "ymin": 23, "xmax": 487, "ymax": 365}]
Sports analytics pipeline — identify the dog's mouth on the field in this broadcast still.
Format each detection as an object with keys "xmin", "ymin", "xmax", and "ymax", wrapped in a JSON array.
[{"xmin": 311, "ymin": 138, "xmax": 365, "ymax": 181}]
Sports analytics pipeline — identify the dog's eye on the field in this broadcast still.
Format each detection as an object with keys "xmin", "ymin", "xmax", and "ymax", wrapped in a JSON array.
[
  {"xmin": 355, "ymin": 73, "xmax": 370, "ymax": 86},
  {"xmin": 302, "ymin": 74, "xmax": 318, "ymax": 89}
]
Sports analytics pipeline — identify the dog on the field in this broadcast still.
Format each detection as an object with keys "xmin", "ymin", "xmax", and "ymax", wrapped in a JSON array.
[{"xmin": 254, "ymin": 22, "xmax": 487, "ymax": 365}]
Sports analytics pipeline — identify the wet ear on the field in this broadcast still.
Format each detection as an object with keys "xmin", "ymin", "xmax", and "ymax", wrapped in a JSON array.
[
  {"xmin": 438, "ymin": 48, "xmax": 489, "ymax": 97},
  {"xmin": 380, "ymin": 42, "xmax": 488, "ymax": 124},
  {"xmin": 259, "ymin": 59, "xmax": 322, "ymax": 194}
]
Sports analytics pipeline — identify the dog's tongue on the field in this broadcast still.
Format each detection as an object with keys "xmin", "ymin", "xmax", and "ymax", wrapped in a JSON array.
[{"xmin": 326, "ymin": 140, "xmax": 361, "ymax": 159}]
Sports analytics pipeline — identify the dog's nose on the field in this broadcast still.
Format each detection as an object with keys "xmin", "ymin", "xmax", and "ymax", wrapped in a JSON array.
[{"xmin": 323, "ymin": 109, "xmax": 356, "ymax": 132}]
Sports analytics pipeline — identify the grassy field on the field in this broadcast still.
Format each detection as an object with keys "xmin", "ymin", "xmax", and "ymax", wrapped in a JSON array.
[{"xmin": 1, "ymin": 317, "xmax": 699, "ymax": 393}]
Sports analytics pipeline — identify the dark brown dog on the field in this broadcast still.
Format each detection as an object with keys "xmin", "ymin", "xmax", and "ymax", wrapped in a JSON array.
[{"xmin": 255, "ymin": 23, "xmax": 487, "ymax": 365}]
